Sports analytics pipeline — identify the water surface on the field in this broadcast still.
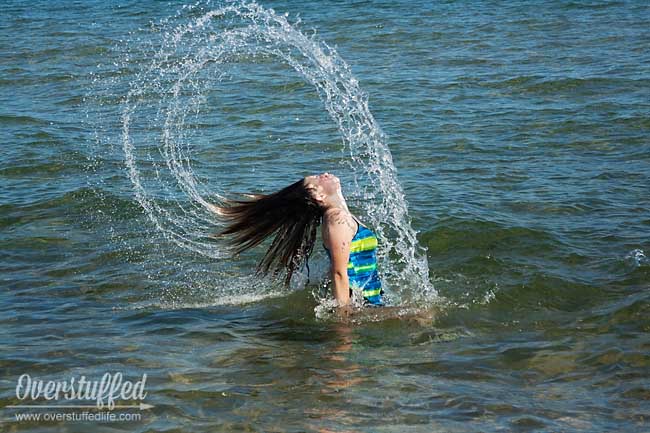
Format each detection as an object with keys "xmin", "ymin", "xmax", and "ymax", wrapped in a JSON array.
[{"xmin": 1, "ymin": 0, "xmax": 649, "ymax": 431}]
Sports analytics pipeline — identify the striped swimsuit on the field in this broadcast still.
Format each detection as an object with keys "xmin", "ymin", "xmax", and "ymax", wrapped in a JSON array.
[{"xmin": 324, "ymin": 215, "xmax": 385, "ymax": 306}]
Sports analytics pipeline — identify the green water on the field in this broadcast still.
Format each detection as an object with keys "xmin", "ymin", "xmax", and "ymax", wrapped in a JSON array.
[{"xmin": 1, "ymin": 1, "xmax": 649, "ymax": 431}]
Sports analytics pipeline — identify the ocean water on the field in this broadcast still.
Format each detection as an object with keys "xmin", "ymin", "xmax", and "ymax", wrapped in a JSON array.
[{"xmin": 1, "ymin": 0, "xmax": 649, "ymax": 431}]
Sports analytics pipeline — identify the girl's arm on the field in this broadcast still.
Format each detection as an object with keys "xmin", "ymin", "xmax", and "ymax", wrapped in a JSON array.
[{"xmin": 322, "ymin": 210, "xmax": 356, "ymax": 306}]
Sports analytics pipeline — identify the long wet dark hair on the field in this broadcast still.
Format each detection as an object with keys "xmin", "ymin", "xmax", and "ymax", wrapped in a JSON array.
[{"xmin": 213, "ymin": 178, "xmax": 323, "ymax": 286}]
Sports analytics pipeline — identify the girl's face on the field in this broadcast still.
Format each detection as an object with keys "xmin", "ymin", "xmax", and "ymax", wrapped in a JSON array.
[{"xmin": 303, "ymin": 172, "xmax": 341, "ymax": 202}]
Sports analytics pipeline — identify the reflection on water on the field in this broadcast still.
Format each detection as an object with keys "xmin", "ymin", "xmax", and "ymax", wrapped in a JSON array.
[{"xmin": 310, "ymin": 324, "xmax": 364, "ymax": 433}]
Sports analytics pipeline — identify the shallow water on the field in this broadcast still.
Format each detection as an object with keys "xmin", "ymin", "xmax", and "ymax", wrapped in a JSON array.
[{"xmin": 1, "ymin": 0, "xmax": 650, "ymax": 431}]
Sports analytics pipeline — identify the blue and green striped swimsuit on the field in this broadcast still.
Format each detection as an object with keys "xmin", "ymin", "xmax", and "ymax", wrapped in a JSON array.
[{"xmin": 324, "ymin": 215, "xmax": 385, "ymax": 306}]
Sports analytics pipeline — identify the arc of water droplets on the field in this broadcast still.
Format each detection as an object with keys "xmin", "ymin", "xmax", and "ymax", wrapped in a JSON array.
[{"xmin": 121, "ymin": 1, "xmax": 436, "ymax": 304}]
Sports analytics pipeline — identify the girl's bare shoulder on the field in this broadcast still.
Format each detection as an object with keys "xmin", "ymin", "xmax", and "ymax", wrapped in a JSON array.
[{"xmin": 322, "ymin": 209, "xmax": 356, "ymax": 240}]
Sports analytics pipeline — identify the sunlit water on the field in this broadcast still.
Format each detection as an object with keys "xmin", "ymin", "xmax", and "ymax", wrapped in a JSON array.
[{"xmin": 1, "ymin": 0, "xmax": 649, "ymax": 431}]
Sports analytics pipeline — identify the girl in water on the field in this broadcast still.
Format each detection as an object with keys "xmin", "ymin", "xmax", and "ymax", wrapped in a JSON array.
[{"xmin": 209, "ymin": 172, "xmax": 385, "ymax": 310}]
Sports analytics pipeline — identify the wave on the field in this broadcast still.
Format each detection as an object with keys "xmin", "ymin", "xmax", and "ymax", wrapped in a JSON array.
[
  {"xmin": 420, "ymin": 216, "xmax": 650, "ymax": 313},
  {"xmin": 0, "ymin": 114, "xmax": 48, "ymax": 126}
]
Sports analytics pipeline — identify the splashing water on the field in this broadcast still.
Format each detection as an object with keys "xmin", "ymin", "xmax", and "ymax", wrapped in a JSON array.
[
  {"xmin": 626, "ymin": 249, "xmax": 648, "ymax": 267},
  {"xmin": 113, "ymin": 1, "xmax": 435, "ymax": 306}
]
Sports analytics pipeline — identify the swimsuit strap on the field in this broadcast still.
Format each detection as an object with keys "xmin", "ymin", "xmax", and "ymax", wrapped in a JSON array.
[
  {"xmin": 322, "ymin": 213, "xmax": 362, "ymax": 251},
  {"xmin": 350, "ymin": 214, "xmax": 362, "ymax": 230}
]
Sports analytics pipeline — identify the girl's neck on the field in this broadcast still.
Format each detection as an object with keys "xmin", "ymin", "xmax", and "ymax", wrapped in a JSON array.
[{"xmin": 325, "ymin": 195, "xmax": 349, "ymax": 213}]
